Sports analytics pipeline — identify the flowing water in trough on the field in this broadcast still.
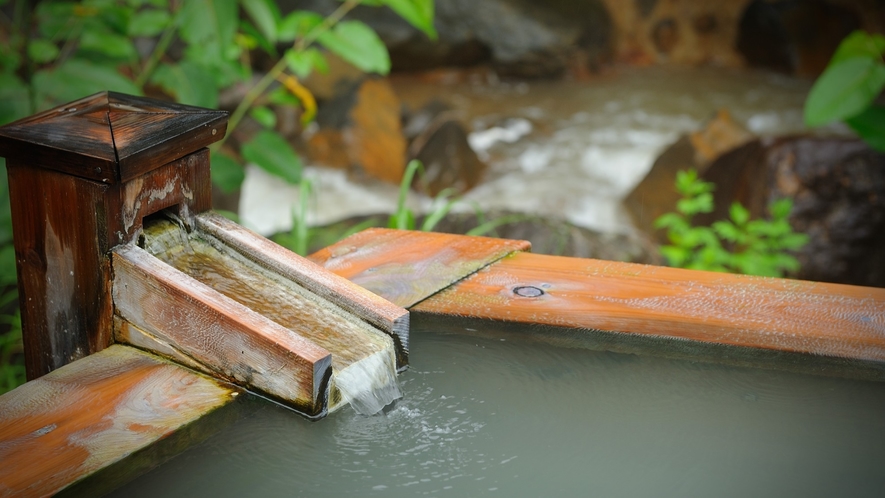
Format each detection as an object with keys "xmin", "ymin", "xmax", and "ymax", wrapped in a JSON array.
[
  {"xmin": 113, "ymin": 322, "xmax": 885, "ymax": 497},
  {"xmin": 141, "ymin": 219, "xmax": 401, "ymax": 415}
]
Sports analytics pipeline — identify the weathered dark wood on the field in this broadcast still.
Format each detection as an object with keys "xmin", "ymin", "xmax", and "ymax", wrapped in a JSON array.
[
  {"xmin": 0, "ymin": 91, "xmax": 227, "ymax": 184},
  {"xmin": 198, "ymin": 212, "xmax": 411, "ymax": 369},
  {"xmin": 413, "ymin": 252, "xmax": 885, "ymax": 377},
  {"xmin": 0, "ymin": 91, "xmax": 224, "ymax": 379},
  {"xmin": 6, "ymin": 150, "xmax": 213, "ymax": 379},
  {"xmin": 112, "ymin": 244, "xmax": 334, "ymax": 417},
  {"xmin": 308, "ymin": 228, "xmax": 531, "ymax": 308},
  {"xmin": 0, "ymin": 345, "xmax": 237, "ymax": 497}
]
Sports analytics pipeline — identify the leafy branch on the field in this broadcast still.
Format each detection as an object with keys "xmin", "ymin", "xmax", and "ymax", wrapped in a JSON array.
[{"xmin": 655, "ymin": 170, "xmax": 809, "ymax": 277}]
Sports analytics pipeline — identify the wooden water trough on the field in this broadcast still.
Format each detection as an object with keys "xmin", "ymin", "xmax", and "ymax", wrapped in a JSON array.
[{"xmin": 1, "ymin": 94, "xmax": 884, "ymax": 496}]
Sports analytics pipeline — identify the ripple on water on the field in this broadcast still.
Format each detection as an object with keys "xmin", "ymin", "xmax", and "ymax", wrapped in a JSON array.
[{"xmin": 114, "ymin": 329, "xmax": 885, "ymax": 498}]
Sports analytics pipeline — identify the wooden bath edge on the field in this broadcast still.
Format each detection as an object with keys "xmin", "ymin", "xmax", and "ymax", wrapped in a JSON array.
[{"xmin": 316, "ymin": 229, "xmax": 885, "ymax": 380}]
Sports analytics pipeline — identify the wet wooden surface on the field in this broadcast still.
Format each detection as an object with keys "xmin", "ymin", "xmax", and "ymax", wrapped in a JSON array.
[
  {"xmin": 112, "ymin": 244, "xmax": 332, "ymax": 417},
  {"xmin": 0, "ymin": 345, "xmax": 237, "ymax": 497},
  {"xmin": 414, "ymin": 252, "xmax": 885, "ymax": 373},
  {"xmin": 0, "ymin": 91, "xmax": 227, "ymax": 184},
  {"xmin": 140, "ymin": 218, "xmax": 400, "ymax": 413},
  {"xmin": 308, "ymin": 228, "xmax": 531, "ymax": 308},
  {"xmin": 198, "ymin": 212, "xmax": 411, "ymax": 369}
]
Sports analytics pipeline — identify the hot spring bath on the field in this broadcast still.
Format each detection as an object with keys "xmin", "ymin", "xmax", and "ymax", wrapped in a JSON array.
[{"xmin": 112, "ymin": 319, "xmax": 885, "ymax": 498}]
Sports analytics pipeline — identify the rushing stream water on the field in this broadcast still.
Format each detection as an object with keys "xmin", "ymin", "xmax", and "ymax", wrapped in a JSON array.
[
  {"xmin": 114, "ymin": 323, "xmax": 885, "ymax": 497},
  {"xmin": 240, "ymin": 65, "xmax": 834, "ymax": 236}
]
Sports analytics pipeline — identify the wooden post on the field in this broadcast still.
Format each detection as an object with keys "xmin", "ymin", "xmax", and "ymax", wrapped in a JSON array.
[{"xmin": 0, "ymin": 91, "xmax": 227, "ymax": 379}]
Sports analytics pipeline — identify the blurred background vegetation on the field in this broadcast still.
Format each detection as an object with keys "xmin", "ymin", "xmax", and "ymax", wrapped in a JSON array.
[{"xmin": 0, "ymin": 0, "xmax": 883, "ymax": 393}]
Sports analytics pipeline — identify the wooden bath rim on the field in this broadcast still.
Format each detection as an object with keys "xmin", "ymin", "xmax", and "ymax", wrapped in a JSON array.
[{"xmin": 0, "ymin": 93, "xmax": 884, "ymax": 496}]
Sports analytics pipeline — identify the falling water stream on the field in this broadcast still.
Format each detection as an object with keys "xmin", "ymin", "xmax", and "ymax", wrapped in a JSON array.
[
  {"xmin": 240, "ymin": 65, "xmax": 840, "ymax": 236},
  {"xmin": 113, "ymin": 322, "xmax": 885, "ymax": 497}
]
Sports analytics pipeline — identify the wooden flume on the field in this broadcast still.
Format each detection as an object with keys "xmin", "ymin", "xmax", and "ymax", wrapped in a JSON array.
[{"xmin": 0, "ymin": 93, "xmax": 411, "ymax": 494}]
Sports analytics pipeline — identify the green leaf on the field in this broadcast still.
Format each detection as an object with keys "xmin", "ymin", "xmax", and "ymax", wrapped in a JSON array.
[
  {"xmin": 250, "ymin": 106, "xmax": 277, "ymax": 128},
  {"xmin": 0, "ymin": 73, "xmax": 31, "ymax": 125},
  {"xmin": 779, "ymin": 232, "xmax": 809, "ymax": 251},
  {"xmin": 211, "ymin": 151, "xmax": 245, "ymax": 193},
  {"xmin": 151, "ymin": 61, "xmax": 219, "ymax": 108},
  {"xmin": 33, "ymin": 59, "xmax": 142, "ymax": 107},
  {"xmin": 179, "ymin": 0, "xmax": 238, "ymax": 65},
  {"xmin": 769, "ymin": 198, "xmax": 793, "ymax": 219},
  {"xmin": 846, "ymin": 105, "xmax": 885, "ymax": 152},
  {"xmin": 27, "ymin": 39, "xmax": 60, "ymax": 64},
  {"xmin": 267, "ymin": 86, "xmax": 301, "ymax": 106},
  {"xmin": 660, "ymin": 245, "xmax": 689, "ymax": 267},
  {"xmin": 421, "ymin": 188, "xmax": 459, "ymax": 232},
  {"xmin": 128, "ymin": 9, "xmax": 171, "ymax": 37},
  {"xmin": 278, "ymin": 11, "xmax": 323, "ymax": 42},
  {"xmin": 380, "ymin": 0, "xmax": 437, "ymax": 40},
  {"xmin": 317, "ymin": 20, "xmax": 391, "ymax": 74},
  {"xmin": 729, "ymin": 202, "xmax": 750, "ymax": 226},
  {"xmin": 241, "ymin": 131, "xmax": 302, "ymax": 184},
  {"xmin": 241, "ymin": 0, "xmax": 281, "ymax": 43},
  {"xmin": 79, "ymin": 29, "xmax": 138, "ymax": 61},
  {"xmin": 239, "ymin": 20, "xmax": 276, "ymax": 56},
  {"xmin": 829, "ymin": 30, "xmax": 885, "ymax": 67},
  {"xmin": 36, "ymin": 2, "xmax": 79, "ymax": 40},
  {"xmin": 804, "ymin": 57, "xmax": 885, "ymax": 127},
  {"xmin": 284, "ymin": 48, "xmax": 328, "ymax": 78},
  {"xmin": 712, "ymin": 220, "xmax": 740, "ymax": 242},
  {"xmin": 653, "ymin": 212, "xmax": 683, "ymax": 231},
  {"xmin": 92, "ymin": 5, "xmax": 133, "ymax": 35}
]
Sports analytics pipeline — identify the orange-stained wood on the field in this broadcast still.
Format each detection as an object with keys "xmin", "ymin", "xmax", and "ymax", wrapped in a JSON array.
[
  {"xmin": 308, "ymin": 228, "xmax": 531, "ymax": 308},
  {"xmin": 197, "ymin": 212, "xmax": 410, "ymax": 369},
  {"xmin": 0, "ymin": 345, "xmax": 236, "ymax": 497},
  {"xmin": 112, "ymin": 244, "xmax": 333, "ymax": 417},
  {"xmin": 413, "ymin": 252, "xmax": 885, "ymax": 376}
]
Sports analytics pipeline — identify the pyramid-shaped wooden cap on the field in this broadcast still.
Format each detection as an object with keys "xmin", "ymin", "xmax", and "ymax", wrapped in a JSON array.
[{"xmin": 0, "ymin": 91, "xmax": 228, "ymax": 184}]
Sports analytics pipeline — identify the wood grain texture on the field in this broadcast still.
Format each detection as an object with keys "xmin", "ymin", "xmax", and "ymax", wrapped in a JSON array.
[
  {"xmin": 7, "ymin": 163, "xmax": 114, "ymax": 379},
  {"xmin": 414, "ymin": 252, "xmax": 885, "ymax": 374},
  {"xmin": 112, "ymin": 244, "xmax": 333, "ymax": 417},
  {"xmin": 0, "ymin": 345, "xmax": 236, "ymax": 497},
  {"xmin": 308, "ymin": 228, "xmax": 531, "ymax": 308},
  {"xmin": 141, "ymin": 219, "xmax": 400, "ymax": 414},
  {"xmin": 6, "ymin": 150, "xmax": 211, "ymax": 379},
  {"xmin": 0, "ymin": 92, "xmax": 227, "ymax": 184},
  {"xmin": 197, "ymin": 212, "xmax": 410, "ymax": 369}
]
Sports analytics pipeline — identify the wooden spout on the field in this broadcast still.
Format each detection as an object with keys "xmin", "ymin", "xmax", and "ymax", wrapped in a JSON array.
[{"xmin": 0, "ymin": 92, "xmax": 227, "ymax": 379}]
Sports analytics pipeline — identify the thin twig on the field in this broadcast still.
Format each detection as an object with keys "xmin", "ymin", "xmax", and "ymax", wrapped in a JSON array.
[{"xmin": 215, "ymin": 0, "xmax": 361, "ymax": 150}]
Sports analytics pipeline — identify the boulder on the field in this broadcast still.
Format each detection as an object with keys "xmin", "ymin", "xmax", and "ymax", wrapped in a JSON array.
[
  {"xmin": 624, "ymin": 109, "xmax": 754, "ymax": 237},
  {"xmin": 700, "ymin": 136, "xmax": 885, "ymax": 288},
  {"xmin": 307, "ymin": 77, "xmax": 407, "ymax": 184},
  {"xmin": 736, "ymin": 0, "xmax": 862, "ymax": 76},
  {"xmin": 404, "ymin": 101, "xmax": 487, "ymax": 196}
]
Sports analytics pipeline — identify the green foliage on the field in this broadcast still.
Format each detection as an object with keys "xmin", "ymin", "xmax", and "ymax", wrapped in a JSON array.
[
  {"xmin": 804, "ymin": 30, "xmax": 885, "ymax": 152},
  {"xmin": 655, "ymin": 170, "xmax": 809, "ymax": 277},
  {"xmin": 0, "ymin": 0, "xmax": 437, "ymax": 392}
]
